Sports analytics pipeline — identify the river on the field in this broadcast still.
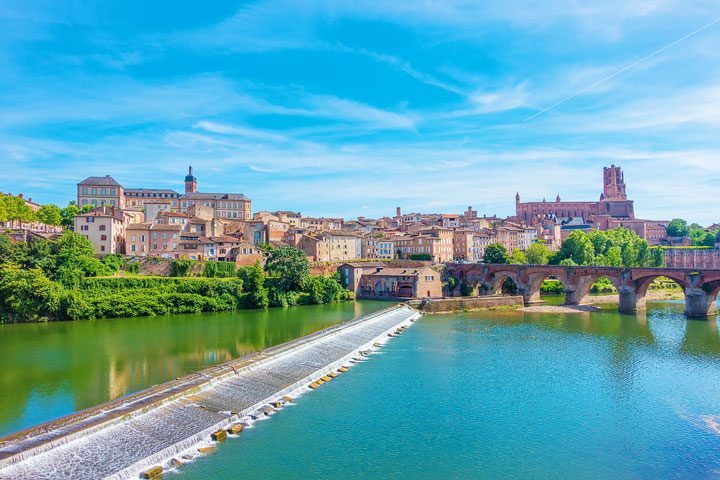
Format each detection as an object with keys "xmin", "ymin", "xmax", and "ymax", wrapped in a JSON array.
[
  {"xmin": 0, "ymin": 300, "xmax": 388, "ymax": 437},
  {"xmin": 179, "ymin": 299, "xmax": 720, "ymax": 479}
]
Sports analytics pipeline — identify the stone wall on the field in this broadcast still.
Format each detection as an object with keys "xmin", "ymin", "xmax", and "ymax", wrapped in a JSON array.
[{"xmin": 419, "ymin": 295, "xmax": 523, "ymax": 313}]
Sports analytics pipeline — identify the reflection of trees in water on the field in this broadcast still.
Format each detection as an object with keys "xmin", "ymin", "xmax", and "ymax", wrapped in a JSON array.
[
  {"xmin": 681, "ymin": 320, "xmax": 720, "ymax": 357},
  {"xmin": 0, "ymin": 302, "xmax": 363, "ymax": 436}
]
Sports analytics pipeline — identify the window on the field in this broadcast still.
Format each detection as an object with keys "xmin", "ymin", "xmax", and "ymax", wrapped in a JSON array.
[
  {"xmin": 99, "ymin": 225, "xmax": 106, "ymax": 231},
  {"xmin": 110, "ymin": 200, "xmax": 115, "ymax": 206},
  {"xmin": 100, "ymin": 245, "xmax": 105, "ymax": 252},
  {"xmin": 131, "ymin": 245, "xmax": 136, "ymax": 252},
  {"xmin": 91, "ymin": 200, "xmax": 97, "ymax": 206},
  {"xmin": 101, "ymin": 188, "xmax": 106, "ymax": 195},
  {"xmin": 82, "ymin": 199, "xmax": 88, "ymax": 205},
  {"xmin": 82, "ymin": 187, "xmax": 88, "ymax": 194},
  {"xmin": 110, "ymin": 188, "xmax": 115, "ymax": 195},
  {"xmin": 92, "ymin": 188, "xmax": 97, "ymax": 195},
  {"xmin": 100, "ymin": 235, "xmax": 107, "ymax": 241},
  {"xmin": 153, "ymin": 243, "xmax": 158, "ymax": 250},
  {"xmin": 87, "ymin": 217, "xmax": 94, "ymax": 223},
  {"xmin": 131, "ymin": 235, "xmax": 136, "ymax": 242},
  {"xmin": 140, "ymin": 235, "xmax": 146, "ymax": 242}
]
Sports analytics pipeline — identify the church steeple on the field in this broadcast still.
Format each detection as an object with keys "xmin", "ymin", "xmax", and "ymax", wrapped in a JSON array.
[{"xmin": 184, "ymin": 166, "xmax": 197, "ymax": 193}]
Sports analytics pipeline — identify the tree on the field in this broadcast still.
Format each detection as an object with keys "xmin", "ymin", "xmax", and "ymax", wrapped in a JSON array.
[
  {"xmin": 483, "ymin": 243, "xmax": 510, "ymax": 264},
  {"xmin": 238, "ymin": 262, "xmax": 269, "ymax": 308},
  {"xmin": 264, "ymin": 246, "xmax": 310, "ymax": 293},
  {"xmin": 526, "ymin": 242, "xmax": 550, "ymax": 265},
  {"xmin": 0, "ymin": 195, "xmax": 36, "ymax": 223},
  {"xmin": 667, "ymin": 218, "xmax": 689, "ymax": 238},
  {"xmin": 37, "ymin": 204, "xmax": 62, "ymax": 226},
  {"xmin": 556, "ymin": 231, "xmax": 595, "ymax": 265},
  {"xmin": 510, "ymin": 249, "xmax": 527, "ymax": 264}
]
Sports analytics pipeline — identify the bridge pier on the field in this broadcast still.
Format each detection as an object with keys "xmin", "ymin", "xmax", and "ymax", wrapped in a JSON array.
[
  {"xmin": 618, "ymin": 286, "xmax": 645, "ymax": 313},
  {"xmin": 684, "ymin": 287, "xmax": 718, "ymax": 318}
]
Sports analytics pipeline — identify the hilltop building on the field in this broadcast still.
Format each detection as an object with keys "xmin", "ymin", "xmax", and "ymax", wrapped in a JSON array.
[{"xmin": 515, "ymin": 165, "xmax": 668, "ymax": 245}]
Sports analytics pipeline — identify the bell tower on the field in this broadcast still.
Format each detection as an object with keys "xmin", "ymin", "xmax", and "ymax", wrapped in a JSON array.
[
  {"xmin": 603, "ymin": 165, "xmax": 626, "ymax": 200},
  {"xmin": 185, "ymin": 166, "xmax": 197, "ymax": 193}
]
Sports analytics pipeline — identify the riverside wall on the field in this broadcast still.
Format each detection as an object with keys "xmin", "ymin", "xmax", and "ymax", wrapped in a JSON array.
[
  {"xmin": 419, "ymin": 296, "xmax": 524, "ymax": 313},
  {"xmin": 0, "ymin": 304, "xmax": 421, "ymax": 479}
]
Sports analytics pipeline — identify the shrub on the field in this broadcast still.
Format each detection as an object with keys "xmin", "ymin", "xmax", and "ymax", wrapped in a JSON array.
[{"xmin": 170, "ymin": 259, "xmax": 195, "ymax": 277}]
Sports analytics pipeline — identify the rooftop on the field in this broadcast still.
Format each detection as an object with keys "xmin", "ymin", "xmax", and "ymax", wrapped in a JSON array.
[{"xmin": 78, "ymin": 175, "xmax": 122, "ymax": 187}]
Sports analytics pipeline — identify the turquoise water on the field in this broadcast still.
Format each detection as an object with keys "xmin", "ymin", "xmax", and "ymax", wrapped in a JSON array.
[{"xmin": 181, "ymin": 300, "xmax": 720, "ymax": 479}]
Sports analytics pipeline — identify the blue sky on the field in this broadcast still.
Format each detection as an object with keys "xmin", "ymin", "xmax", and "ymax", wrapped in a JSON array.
[{"xmin": 1, "ymin": 1, "xmax": 719, "ymax": 223}]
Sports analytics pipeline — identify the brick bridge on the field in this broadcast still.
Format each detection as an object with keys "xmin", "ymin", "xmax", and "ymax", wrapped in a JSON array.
[{"xmin": 444, "ymin": 264, "xmax": 720, "ymax": 317}]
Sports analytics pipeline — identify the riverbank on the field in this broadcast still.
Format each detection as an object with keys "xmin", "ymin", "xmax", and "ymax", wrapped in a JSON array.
[
  {"xmin": 418, "ymin": 295, "xmax": 524, "ymax": 313},
  {"xmin": 0, "ymin": 305, "xmax": 420, "ymax": 479},
  {"xmin": 519, "ymin": 289, "xmax": 684, "ymax": 313}
]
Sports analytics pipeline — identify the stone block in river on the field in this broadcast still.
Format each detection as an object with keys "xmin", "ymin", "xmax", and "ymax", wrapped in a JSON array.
[
  {"xmin": 211, "ymin": 429, "xmax": 228, "ymax": 442},
  {"xmin": 227, "ymin": 423, "xmax": 244, "ymax": 434},
  {"xmin": 270, "ymin": 401, "xmax": 282, "ymax": 408},
  {"xmin": 282, "ymin": 395, "xmax": 293, "ymax": 403},
  {"xmin": 140, "ymin": 466, "xmax": 163, "ymax": 479},
  {"xmin": 198, "ymin": 446, "xmax": 217, "ymax": 455},
  {"xmin": 321, "ymin": 375, "xmax": 332, "ymax": 382}
]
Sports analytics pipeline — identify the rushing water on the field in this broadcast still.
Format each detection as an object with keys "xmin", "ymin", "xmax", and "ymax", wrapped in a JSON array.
[
  {"xmin": 180, "ymin": 300, "xmax": 720, "ymax": 479},
  {"xmin": 0, "ymin": 301, "xmax": 387, "ymax": 437}
]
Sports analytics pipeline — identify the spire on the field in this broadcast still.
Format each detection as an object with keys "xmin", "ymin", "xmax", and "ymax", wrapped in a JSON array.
[{"xmin": 556, "ymin": 194, "xmax": 561, "ymax": 203}]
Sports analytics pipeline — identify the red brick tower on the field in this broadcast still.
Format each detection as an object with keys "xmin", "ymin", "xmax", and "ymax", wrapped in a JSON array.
[
  {"xmin": 185, "ymin": 166, "xmax": 197, "ymax": 193},
  {"xmin": 603, "ymin": 165, "xmax": 627, "ymax": 200}
]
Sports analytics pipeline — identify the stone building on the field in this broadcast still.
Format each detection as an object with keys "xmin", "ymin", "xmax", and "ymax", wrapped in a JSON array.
[
  {"xmin": 515, "ymin": 165, "xmax": 668, "ymax": 245},
  {"xmin": 299, "ymin": 231, "xmax": 361, "ymax": 262},
  {"xmin": 77, "ymin": 176, "xmax": 125, "ymax": 209},
  {"xmin": 664, "ymin": 247, "xmax": 720, "ymax": 269},
  {"xmin": 74, "ymin": 206, "xmax": 128, "ymax": 255},
  {"xmin": 356, "ymin": 266, "xmax": 442, "ymax": 299}
]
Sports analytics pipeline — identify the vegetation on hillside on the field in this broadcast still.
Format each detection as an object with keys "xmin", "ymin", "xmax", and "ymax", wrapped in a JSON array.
[{"xmin": 0, "ymin": 233, "xmax": 349, "ymax": 323}]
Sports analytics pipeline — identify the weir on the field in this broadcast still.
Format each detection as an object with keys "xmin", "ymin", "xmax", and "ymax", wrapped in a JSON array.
[{"xmin": 0, "ymin": 305, "xmax": 421, "ymax": 479}]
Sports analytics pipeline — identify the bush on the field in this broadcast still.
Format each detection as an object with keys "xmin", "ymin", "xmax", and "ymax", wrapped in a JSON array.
[
  {"xmin": 408, "ymin": 253, "xmax": 432, "ymax": 261},
  {"xmin": 540, "ymin": 279, "xmax": 564, "ymax": 294},
  {"xmin": 204, "ymin": 261, "xmax": 237, "ymax": 278},
  {"xmin": 170, "ymin": 259, "xmax": 195, "ymax": 277}
]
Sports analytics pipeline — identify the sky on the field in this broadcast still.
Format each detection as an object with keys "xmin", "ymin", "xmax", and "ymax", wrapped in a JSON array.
[{"xmin": 1, "ymin": 1, "xmax": 719, "ymax": 224}]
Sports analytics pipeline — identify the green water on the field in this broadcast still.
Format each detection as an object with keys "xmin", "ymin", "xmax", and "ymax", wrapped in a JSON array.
[
  {"xmin": 182, "ymin": 300, "xmax": 720, "ymax": 479},
  {"xmin": 0, "ymin": 301, "xmax": 387, "ymax": 437}
]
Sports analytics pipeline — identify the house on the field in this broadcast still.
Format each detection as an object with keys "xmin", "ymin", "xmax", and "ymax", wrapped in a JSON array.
[
  {"xmin": 356, "ymin": 266, "xmax": 442, "ymax": 299},
  {"xmin": 74, "ymin": 206, "xmax": 128, "ymax": 255}
]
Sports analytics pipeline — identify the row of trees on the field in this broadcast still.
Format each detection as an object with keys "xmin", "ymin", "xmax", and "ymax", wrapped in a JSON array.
[
  {"xmin": 666, "ymin": 218, "xmax": 718, "ymax": 247},
  {"xmin": 0, "ymin": 233, "xmax": 350, "ymax": 323},
  {"xmin": 482, "ymin": 228, "xmax": 665, "ymax": 267},
  {"xmin": 0, "ymin": 194, "xmax": 94, "ymax": 229}
]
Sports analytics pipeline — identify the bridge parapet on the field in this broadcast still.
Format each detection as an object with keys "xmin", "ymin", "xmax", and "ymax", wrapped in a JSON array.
[{"xmin": 444, "ymin": 263, "xmax": 720, "ymax": 318}]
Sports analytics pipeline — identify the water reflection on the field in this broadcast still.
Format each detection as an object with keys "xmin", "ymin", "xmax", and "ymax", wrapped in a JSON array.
[{"xmin": 0, "ymin": 301, "xmax": 387, "ymax": 436}]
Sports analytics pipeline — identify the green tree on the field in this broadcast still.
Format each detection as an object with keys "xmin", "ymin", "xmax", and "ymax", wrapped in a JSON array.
[
  {"xmin": 264, "ymin": 246, "xmax": 309, "ymax": 292},
  {"xmin": 509, "ymin": 249, "xmax": 527, "ymax": 264},
  {"xmin": 526, "ymin": 242, "xmax": 550, "ymax": 265},
  {"xmin": 0, "ymin": 264, "xmax": 62, "ymax": 322},
  {"xmin": 238, "ymin": 262, "xmax": 269, "ymax": 308},
  {"xmin": 559, "ymin": 258, "xmax": 577, "ymax": 266},
  {"xmin": 557, "ymin": 231, "xmax": 595, "ymax": 265},
  {"xmin": 483, "ymin": 243, "xmax": 510, "ymax": 264},
  {"xmin": 667, "ymin": 218, "xmax": 689, "ymax": 237},
  {"xmin": 37, "ymin": 204, "xmax": 62, "ymax": 226},
  {"xmin": 0, "ymin": 195, "xmax": 36, "ymax": 223}
]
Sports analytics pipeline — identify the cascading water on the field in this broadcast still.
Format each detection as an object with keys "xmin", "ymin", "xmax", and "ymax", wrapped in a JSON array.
[{"xmin": 0, "ymin": 305, "xmax": 420, "ymax": 480}]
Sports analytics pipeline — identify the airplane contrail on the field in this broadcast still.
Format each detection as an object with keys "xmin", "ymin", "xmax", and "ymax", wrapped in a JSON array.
[{"xmin": 524, "ymin": 16, "xmax": 720, "ymax": 122}]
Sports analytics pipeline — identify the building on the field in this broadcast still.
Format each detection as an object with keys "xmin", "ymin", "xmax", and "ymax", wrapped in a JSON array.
[
  {"xmin": 79, "ymin": 167, "xmax": 251, "ymax": 221},
  {"xmin": 227, "ymin": 242, "xmax": 265, "ymax": 266},
  {"xmin": 74, "ymin": 206, "xmax": 128, "ymax": 255},
  {"xmin": 361, "ymin": 236, "xmax": 396, "ymax": 260},
  {"xmin": 356, "ymin": 266, "xmax": 442, "ymax": 299},
  {"xmin": 299, "ymin": 231, "xmax": 361, "ymax": 262},
  {"xmin": 664, "ymin": 247, "xmax": 720, "ymax": 269},
  {"xmin": 124, "ymin": 189, "xmax": 180, "ymax": 209},
  {"xmin": 338, "ymin": 262, "xmax": 387, "ymax": 292},
  {"xmin": 515, "ymin": 165, "xmax": 668, "ymax": 245},
  {"xmin": 77, "ymin": 176, "xmax": 125, "ymax": 209}
]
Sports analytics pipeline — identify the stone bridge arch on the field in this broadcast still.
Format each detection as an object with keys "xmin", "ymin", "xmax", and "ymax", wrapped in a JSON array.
[
  {"xmin": 484, "ymin": 268, "xmax": 520, "ymax": 296},
  {"xmin": 559, "ymin": 267, "xmax": 624, "ymax": 306},
  {"xmin": 519, "ymin": 266, "xmax": 569, "ymax": 304}
]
